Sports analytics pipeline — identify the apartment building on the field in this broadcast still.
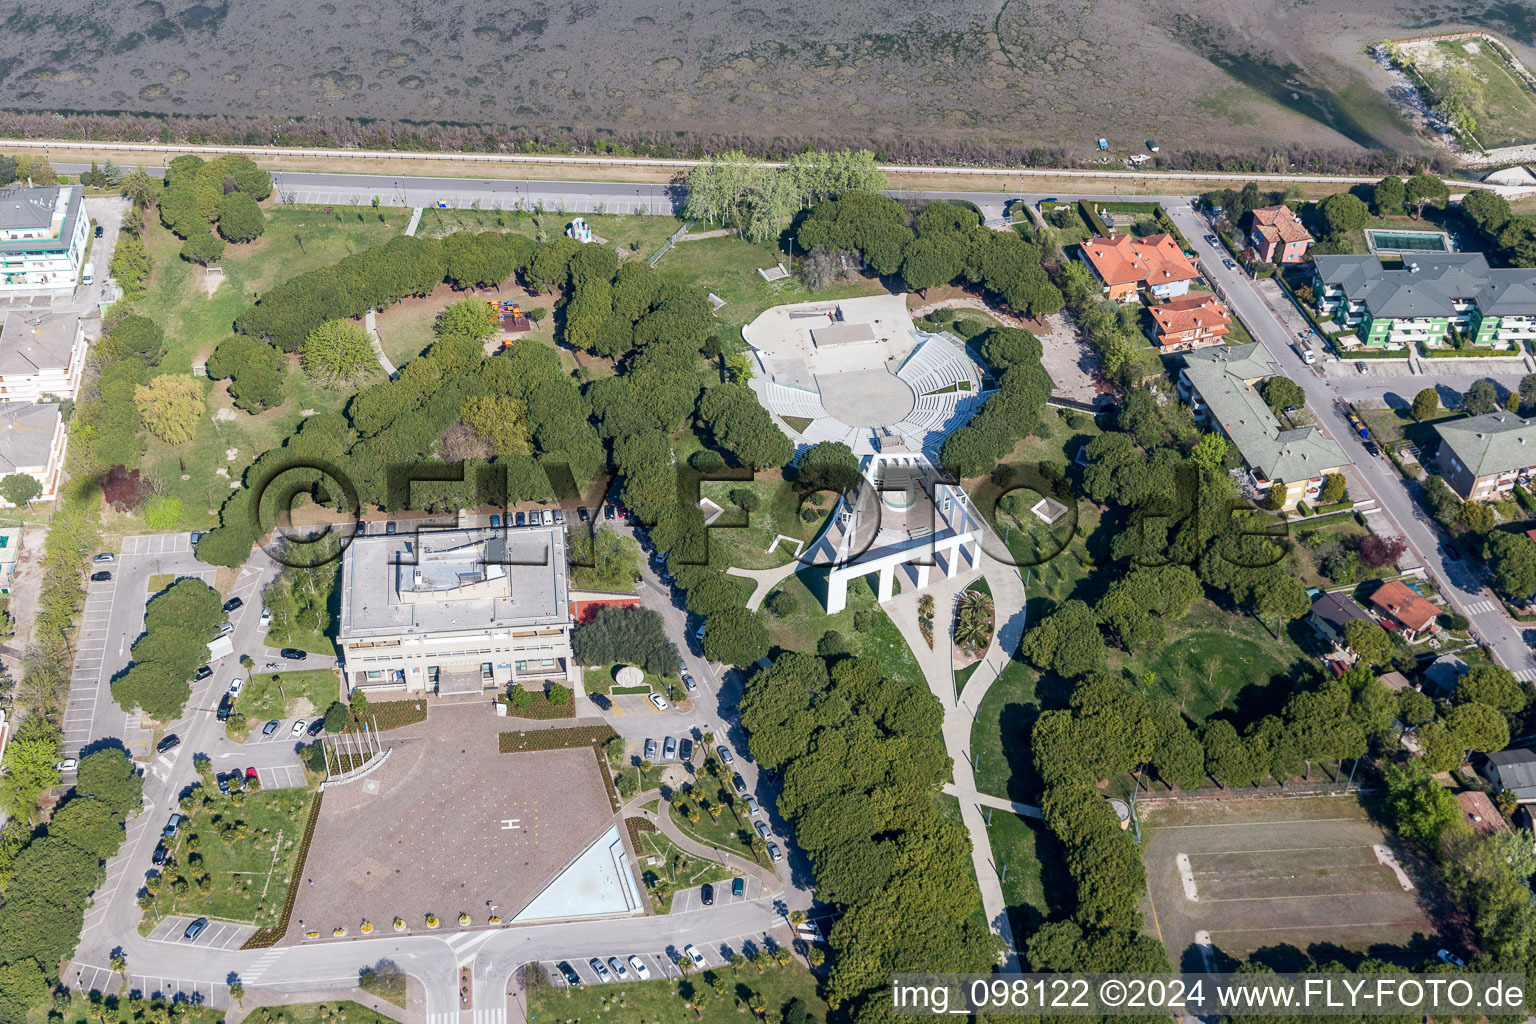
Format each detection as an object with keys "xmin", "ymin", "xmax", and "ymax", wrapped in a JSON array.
[
  {"xmin": 0, "ymin": 310, "xmax": 87, "ymax": 401},
  {"xmin": 1313, "ymin": 253, "xmax": 1536, "ymax": 350},
  {"xmin": 1076, "ymin": 232, "xmax": 1200, "ymax": 302},
  {"xmin": 1148, "ymin": 292, "xmax": 1231, "ymax": 351},
  {"xmin": 1247, "ymin": 205, "xmax": 1314, "ymax": 264},
  {"xmin": 0, "ymin": 402, "xmax": 67, "ymax": 503},
  {"xmin": 1177, "ymin": 341, "xmax": 1346, "ymax": 510},
  {"xmin": 1435, "ymin": 411, "xmax": 1536, "ymax": 501},
  {"xmin": 0, "ymin": 186, "xmax": 89, "ymax": 296},
  {"xmin": 336, "ymin": 526, "xmax": 574, "ymax": 694}
]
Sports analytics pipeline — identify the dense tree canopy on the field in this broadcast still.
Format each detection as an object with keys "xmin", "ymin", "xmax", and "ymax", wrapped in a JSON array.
[
  {"xmin": 572, "ymin": 605, "xmax": 680, "ymax": 677},
  {"xmin": 207, "ymin": 335, "xmax": 286, "ymax": 413},
  {"xmin": 110, "ymin": 579, "xmax": 224, "ymax": 720}
]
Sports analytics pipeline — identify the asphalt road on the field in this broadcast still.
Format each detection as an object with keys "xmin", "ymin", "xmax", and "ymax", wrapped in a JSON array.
[{"xmin": 1168, "ymin": 204, "xmax": 1536, "ymax": 684}]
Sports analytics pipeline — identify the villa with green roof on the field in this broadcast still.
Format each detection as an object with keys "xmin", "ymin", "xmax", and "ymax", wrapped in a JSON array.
[
  {"xmin": 0, "ymin": 185, "xmax": 89, "ymax": 296},
  {"xmin": 1176, "ymin": 341, "xmax": 1347, "ymax": 510},
  {"xmin": 1313, "ymin": 253, "xmax": 1536, "ymax": 351},
  {"xmin": 1435, "ymin": 412, "xmax": 1536, "ymax": 501}
]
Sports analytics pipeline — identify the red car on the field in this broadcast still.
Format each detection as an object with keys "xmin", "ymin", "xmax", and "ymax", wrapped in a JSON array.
[{"xmin": 245, "ymin": 767, "xmax": 258, "ymax": 779}]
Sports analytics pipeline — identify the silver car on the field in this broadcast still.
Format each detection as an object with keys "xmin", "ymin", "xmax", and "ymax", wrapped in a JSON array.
[{"xmin": 541, "ymin": 508, "xmax": 554, "ymax": 526}]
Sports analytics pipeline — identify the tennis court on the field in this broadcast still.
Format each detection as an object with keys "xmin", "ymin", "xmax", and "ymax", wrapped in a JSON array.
[{"xmin": 1141, "ymin": 795, "xmax": 1448, "ymax": 969}]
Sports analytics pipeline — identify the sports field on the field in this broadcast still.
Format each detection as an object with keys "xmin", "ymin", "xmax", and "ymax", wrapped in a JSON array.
[{"xmin": 1141, "ymin": 796, "xmax": 1447, "ymax": 969}]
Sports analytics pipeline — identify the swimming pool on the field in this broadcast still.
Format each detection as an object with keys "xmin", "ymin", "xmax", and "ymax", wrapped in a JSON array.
[{"xmin": 1365, "ymin": 229, "xmax": 1453, "ymax": 253}]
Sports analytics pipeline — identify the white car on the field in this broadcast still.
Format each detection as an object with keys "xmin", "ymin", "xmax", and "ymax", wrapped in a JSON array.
[
  {"xmin": 649, "ymin": 693, "xmax": 670, "ymax": 711},
  {"xmin": 541, "ymin": 508, "xmax": 554, "ymax": 526},
  {"xmin": 627, "ymin": 955, "xmax": 650, "ymax": 980},
  {"xmin": 683, "ymin": 944, "xmax": 707, "ymax": 968},
  {"xmin": 290, "ymin": 720, "xmax": 306, "ymax": 737},
  {"xmin": 55, "ymin": 758, "xmax": 78, "ymax": 772},
  {"xmin": 228, "ymin": 679, "xmax": 244, "ymax": 696}
]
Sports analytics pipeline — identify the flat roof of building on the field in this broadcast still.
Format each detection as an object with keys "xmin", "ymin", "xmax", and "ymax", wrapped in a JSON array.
[
  {"xmin": 338, "ymin": 526, "xmax": 569, "ymax": 639},
  {"xmin": 0, "ymin": 309, "xmax": 81, "ymax": 375},
  {"xmin": 0, "ymin": 185, "xmax": 82, "ymax": 255}
]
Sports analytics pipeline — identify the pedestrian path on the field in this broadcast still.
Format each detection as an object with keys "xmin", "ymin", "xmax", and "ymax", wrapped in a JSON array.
[
  {"xmin": 405, "ymin": 207, "xmax": 423, "ymax": 236},
  {"xmin": 365, "ymin": 309, "xmax": 399, "ymax": 380},
  {"xmin": 943, "ymin": 783, "xmax": 1042, "ymax": 820}
]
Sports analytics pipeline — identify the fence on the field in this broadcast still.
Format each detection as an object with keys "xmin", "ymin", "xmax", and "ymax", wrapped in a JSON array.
[{"xmin": 646, "ymin": 220, "xmax": 694, "ymax": 266}]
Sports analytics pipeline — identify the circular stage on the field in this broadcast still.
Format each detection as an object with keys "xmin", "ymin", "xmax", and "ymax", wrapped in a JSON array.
[{"xmin": 742, "ymin": 294, "xmax": 988, "ymax": 456}]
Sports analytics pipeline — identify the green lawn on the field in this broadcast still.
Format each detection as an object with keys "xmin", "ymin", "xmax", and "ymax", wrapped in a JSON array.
[
  {"xmin": 655, "ymin": 235, "xmax": 887, "ymax": 333},
  {"xmin": 763, "ymin": 570, "xmax": 925, "ymax": 686},
  {"xmin": 529, "ymin": 963, "xmax": 827, "ymax": 1024},
  {"xmin": 146, "ymin": 786, "xmax": 316, "ymax": 927},
  {"xmin": 970, "ymin": 657, "xmax": 1049, "ymax": 803},
  {"xmin": 413, "ymin": 208, "xmax": 684, "ymax": 258},
  {"xmin": 635, "ymin": 829, "xmax": 735, "ymax": 911},
  {"xmin": 699, "ymin": 473, "xmax": 827, "ymax": 571},
  {"xmin": 1112, "ymin": 601, "xmax": 1317, "ymax": 726},
  {"xmin": 1422, "ymin": 38, "xmax": 1536, "ymax": 147},
  {"xmin": 670, "ymin": 775, "xmax": 764, "ymax": 864},
  {"xmin": 236, "ymin": 669, "xmax": 342, "ymax": 721},
  {"xmin": 986, "ymin": 809, "xmax": 1071, "ymax": 942},
  {"xmin": 53, "ymin": 997, "xmax": 391, "ymax": 1024}
]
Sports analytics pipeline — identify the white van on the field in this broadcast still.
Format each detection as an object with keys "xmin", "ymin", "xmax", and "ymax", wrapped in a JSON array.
[{"xmin": 81, "ymin": 263, "xmax": 94, "ymax": 285}]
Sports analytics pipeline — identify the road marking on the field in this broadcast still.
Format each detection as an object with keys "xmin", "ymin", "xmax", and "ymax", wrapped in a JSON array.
[
  {"xmin": 1463, "ymin": 600, "xmax": 1497, "ymax": 615},
  {"xmin": 473, "ymin": 1011, "xmax": 506, "ymax": 1024},
  {"xmin": 1516, "ymin": 669, "xmax": 1536, "ymax": 683}
]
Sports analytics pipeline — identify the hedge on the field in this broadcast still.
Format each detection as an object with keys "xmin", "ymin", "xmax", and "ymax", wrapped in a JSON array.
[
  {"xmin": 1515, "ymin": 483, "xmax": 1536, "ymax": 515},
  {"xmin": 1295, "ymin": 500, "xmax": 1313, "ymax": 516},
  {"xmin": 498, "ymin": 724, "xmax": 618, "ymax": 754},
  {"xmin": 1421, "ymin": 344, "xmax": 1525, "ymax": 359},
  {"xmin": 1153, "ymin": 205, "xmax": 1192, "ymax": 250},
  {"xmin": 1315, "ymin": 499, "xmax": 1357, "ymax": 515},
  {"xmin": 242, "ymin": 791, "xmax": 324, "ymax": 949},
  {"xmin": 499, "ymin": 687, "xmax": 576, "ymax": 720},
  {"xmin": 1078, "ymin": 200, "xmax": 1109, "ymax": 236},
  {"xmin": 625, "ymin": 815, "xmax": 657, "ymax": 853}
]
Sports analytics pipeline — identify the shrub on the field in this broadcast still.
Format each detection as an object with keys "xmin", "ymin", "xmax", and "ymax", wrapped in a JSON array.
[{"xmin": 767, "ymin": 589, "xmax": 799, "ymax": 617}]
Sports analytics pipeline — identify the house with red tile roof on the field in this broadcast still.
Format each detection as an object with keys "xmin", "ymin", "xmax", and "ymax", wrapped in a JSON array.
[
  {"xmin": 1368, "ymin": 579, "xmax": 1441, "ymax": 642},
  {"xmin": 1247, "ymin": 205, "xmax": 1314, "ymax": 264},
  {"xmin": 1148, "ymin": 293, "xmax": 1231, "ymax": 351},
  {"xmin": 1076, "ymin": 233, "xmax": 1200, "ymax": 302},
  {"xmin": 1457, "ymin": 790, "xmax": 1509, "ymax": 837}
]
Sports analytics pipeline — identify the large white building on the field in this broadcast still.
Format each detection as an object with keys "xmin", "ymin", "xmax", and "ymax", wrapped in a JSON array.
[
  {"xmin": 336, "ymin": 526, "xmax": 574, "ymax": 695},
  {"xmin": 0, "ymin": 310, "xmax": 87, "ymax": 401},
  {"xmin": 0, "ymin": 186, "xmax": 89, "ymax": 297}
]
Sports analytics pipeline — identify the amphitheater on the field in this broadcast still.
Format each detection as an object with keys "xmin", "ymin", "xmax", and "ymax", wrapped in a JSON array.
[{"xmin": 742, "ymin": 294, "xmax": 990, "ymax": 456}]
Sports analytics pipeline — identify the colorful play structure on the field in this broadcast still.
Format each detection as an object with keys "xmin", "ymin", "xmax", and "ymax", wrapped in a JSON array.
[{"xmin": 488, "ymin": 299, "xmax": 532, "ymax": 338}]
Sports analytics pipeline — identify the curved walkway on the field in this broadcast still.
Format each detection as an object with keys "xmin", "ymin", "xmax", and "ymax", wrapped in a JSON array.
[
  {"xmin": 622, "ymin": 790, "xmax": 783, "ymax": 897},
  {"xmin": 726, "ymin": 561, "xmax": 801, "ymax": 611}
]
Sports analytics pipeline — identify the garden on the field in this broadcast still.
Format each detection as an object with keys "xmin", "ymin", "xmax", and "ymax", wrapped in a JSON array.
[
  {"xmin": 235, "ymin": 669, "xmax": 343, "ymax": 723},
  {"xmin": 527, "ymin": 962, "xmax": 827, "ymax": 1024}
]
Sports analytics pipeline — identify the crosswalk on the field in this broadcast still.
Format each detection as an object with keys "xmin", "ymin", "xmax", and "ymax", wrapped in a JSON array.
[
  {"xmin": 241, "ymin": 948, "xmax": 286, "ymax": 985},
  {"xmin": 427, "ymin": 1013, "xmax": 458, "ymax": 1024},
  {"xmin": 1462, "ymin": 599, "xmax": 1499, "ymax": 616},
  {"xmin": 1515, "ymin": 668, "xmax": 1536, "ymax": 684},
  {"xmin": 472, "ymin": 1010, "xmax": 506, "ymax": 1024},
  {"xmin": 443, "ymin": 928, "xmax": 496, "ymax": 964}
]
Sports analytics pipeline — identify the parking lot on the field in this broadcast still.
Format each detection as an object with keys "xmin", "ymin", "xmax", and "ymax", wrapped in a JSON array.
[
  {"xmin": 121, "ymin": 532, "xmax": 194, "ymax": 557},
  {"xmin": 1141, "ymin": 796, "xmax": 1446, "ymax": 968},
  {"xmin": 145, "ymin": 914, "xmax": 255, "ymax": 950},
  {"xmin": 668, "ymin": 874, "xmax": 765, "ymax": 915}
]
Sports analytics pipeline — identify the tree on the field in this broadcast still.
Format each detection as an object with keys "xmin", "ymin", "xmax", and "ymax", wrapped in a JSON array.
[
  {"xmin": 1457, "ymin": 665, "xmax": 1526, "ymax": 714},
  {"xmin": 1486, "ymin": 529, "xmax": 1536, "ymax": 598},
  {"xmin": 1319, "ymin": 473, "xmax": 1347, "ymax": 505},
  {"xmin": 1384, "ymin": 762, "xmax": 1465, "ymax": 844},
  {"xmin": 0, "ymin": 474, "xmax": 42, "ymax": 509},
  {"xmin": 206, "ymin": 335, "xmax": 286, "ymax": 413},
  {"xmin": 702, "ymin": 610, "xmax": 770, "ymax": 666},
  {"xmin": 1403, "ymin": 173, "xmax": 1450, "ymax": 219},
  {"xmin": 1254, "ymin": 573, "xmax": 1310, "ymax": 634},
  {"xmin": 110, "ymin": 578, "xmax": 224, "ymax": 721},
  {"xmin": 109, "ymin": 234, "xmax": 153, "ymax": 297},
  {"xmin": 1259, "ymin": 376, "xmax": 1305, "ymax": 416},
  {"xmin": 1372, "ymin": 176, "xmax": 1406, "ymax": 215},
  {"xmin": 1343, "ymin": 619, "xmax": 1393, "ymax": 665},
  {"xmin": 46, "ymin": 796, "xmax": 124, "ymax": 860},
  {"xmin": 1464, "ymin": 379, "xmax": 1498, "ymax": 415},
  {"xmin": 795, "ymin": 442, "xmax": 862, "ymax": 494},
  {"xmin": 1410, "ymin": 387, "xmax": 1439, "ymax": 422},
  {"xmin": 459, "ymin": 395, "xmax": 531, "ymax": 456},
  {"xmin": 0, "ymin": 716, "xmax": 60, "ymax": 821},
  {"xmin": 301, "ymin": 319, "xmax": 377, "ymax": 391},
  {"xmin": 1020, "ymin": 600, "xmax": 1105, "ymax": 678},
  {"xmin": 435, "ymin": 298, "xmax": 500, "ymax": 342},
  {"xmin": 74, "ymin": 749, "xmax": 143, "ymax": 817},
  {"xmin": 323, "ymin": 700, "xmax": 352, "ymax": 733},
  {"xmin": 1449, "ymin": 701, "xmax": 1509, "ymax": 758},
  {"xmin": 133, "ymin": 375, "xmax": 205, "ymax": 445},
  {"xmin": 571, "ymin": 606, "xmax": 680, "ymax": 676},
  {"xmin": 120, "ymin": 168, "xmax": 160, "ymax": 208},
  {"xmin": 215, "ymin": 191, "xmax": 265, "ymax": 243},
  {"xmin": 1203, "ymin": 720, "xmax": 1259, "ymax": 788},
  {"xmin": 1460, "ymin": 499, "xmax": 1496, "ymax": 535},
  {"xmin": 179, "ymin": 231, "xmax": 226, "ymax": 266},
  {"xmin": 1358, "ymin": 533, "xmax": 1406, "ymax": 569},
  {"xmin": 1318, "ymin": 192, "xmax": 1369, "ymax": 237}
]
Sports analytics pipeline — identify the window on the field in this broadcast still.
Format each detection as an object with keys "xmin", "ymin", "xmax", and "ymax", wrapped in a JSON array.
[
  {"xmin": 427, "ymin": 666, "xmax": 439, "ymax": 683},
  {"xmin": 366, "ymin": 670, "xmax": 382, "ymax": 681},
  {"xmin": 481, "ymin": 662, "xmax": 494, "ymax": 680}
]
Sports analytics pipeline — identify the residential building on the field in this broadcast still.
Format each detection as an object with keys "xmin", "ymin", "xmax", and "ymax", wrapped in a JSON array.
[
  {"xmin": 1457, "ymin": 790, "xmax": 1509, "ymax": 837},
  {"xmin": 0, "ymin": 310, "xmax": 86, "ymax": 401},
  {"xmin": 1147, "ymin": 293, "xmax": 1231, "ymax": 351},
  {"xmin": 1378, "ymin": 670, "xmax": 1413, "ymax": 693},
  {"xmin": 1313, "ymin": 253, "xmax": 1536, "ymax": 350},
  {"xmin": 1367, "ymin": 579, "xmax": 1440, "ymax": 642},
  {"xmin": 1247, "ymin": 205, "xmax": 1314, "ymax": 264},
  {"xmin": 1176, "ymin": 342, "xmax": 1347, "ymax": 510},
  {"xmin": 336, "ymin": 526, "xmax": 574, "ymax": 695},
  {"xmin": 1309, "ymin": 591, "xmax": 1372, "ymax": 648},
  {"xmin": 1483, "ymin": 747, "xmax": 1536, "ymax": 802},
  {"xmin": 0, "ymin": 402, "xmax": 66, "ymax": 503},
  {"xmin": 1077, "ymin": 232, "xmax": 1200, "ymax": 302},
  {"xmin": 1435, "ymin": 412, "xmax": 1536, "ymax": 500},
  {"xmin": 0, "ymin": 186, "xmax": 89, "ymax": 296},
  {"xmin": 1424, "ymin": 654, "xmax": 1470, "ymax": 698},
  {"xmin": 0, "ymin": 527, "xmax": 18, "ymax": 595}
]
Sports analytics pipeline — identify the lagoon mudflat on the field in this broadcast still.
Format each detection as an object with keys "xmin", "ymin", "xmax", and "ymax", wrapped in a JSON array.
[{"xmin": 3, "ymin": 0, "xmax": 1530, "ymax": 157}]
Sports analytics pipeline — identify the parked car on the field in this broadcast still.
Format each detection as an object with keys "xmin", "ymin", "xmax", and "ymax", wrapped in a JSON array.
[
  {"xmin": 746, "ymin": 795, "xmax": 761, "ymax": 816},
  {"xmin": 183, "ymin": 917, "xmax": 208, "ymax": 941},
  {"xmin": 308, "ymin": 719, "xmax": 325, "ymax": 736},
  {"xmin": 228, "ymin": 678, "xmax": 243, "ymax": 696},
  {"xmin": 681, "ymin": 670, "xmax": 696, "ymax": 691},
  {"xmin": 694, "ymin": 622, "xmax": 706, "ymax": 641},
  {"xmin": 1363, "ymin": 439, "xmax": 1381, "ymax": 458},
  {"xmin": 1357, "ymin": 361, "xmax": 1369, "ymax": 374},
  {"xmin": 679, "ymin": 738, "xmax": 693, "ymax": 761},
  {"xmin": 684, "ymin": 944, "xmax": 707, "ymax": 968},
  {"xmin": 554, "ymin": 508, "xmax": 566, "ymax": 525},
  {"xmin": 578, "ymin": 506, "xmax": 590, "ymax": 522},
  {"xmin": 290, "ymin": 720, "xmax": 306, "ymax": 737},
  {"xmin": 649, "ymin": 693, "xmax": 670, "ymax": 711},
  {"xmin": 663, "ymin": 735, "xmax": 677, "ymax": 760},
  {"xmin": 627, "ymin": 955, "xmax": 650, "ymax": 980},
  {"xmin": 94, "ymin": 224, "xmax": 104, "ymax": 238},
  {"xmin": 157, "ymin": 734, "xmax": 180, "ymax": 753},
  {"xmin": 279, "ymin": 648, "xmax": 307, "ymax": 661},
  {"xmin": 217, "ymin": 772, "xmax": 231, "ymax": 794},
  {"xmin": 56, "ymin": 757, "xmax": 78, "ymax": 772},
  {"xmin": 515, "ymin": 511, "xmax": 527, "ymax": 527},
  {"xmin": 604, "ymin": 505, "xmax": 615, "ymax": 520},
  {"xmin": 223, "ymin": 597, "xmax": 243, "ymax": 612},
  {"xmin": 216, "ymin": 694, "xmax": 234, "ymax": 722},
  {"xmin": 259, "ymin": 607, "xmax": 272, "ymax": 629},
  {"xmin": 754, "ymin": 819, "xmax": 771, "ymax": 840},
  {"xmin": 490, "ymin": 514, "xmax": 501, "ymax": 528},
  {"xmin": 607, "ymin": 956, "xmax": 629, "ymax": 981},
  {"xmin": 215, "ymin": 621, "xmax": 234, "ymax": 638},
  {"xmin": 1222, "ymin": 258, "xmax": 1237, "ymax": 270},
  {"xmin": 644, "ymin": 737, "xmax": 657, "ymax": 761},
  {"xmin": 245, "ymin": 766, "xmax": 258, "ymax": 779},
  {"xmin": 90, "ymin": 570, "xmax": 112, "ymax": 582},
  {"xmin": 541, "ymin": 509, "xmax": 554, "ymax": 526},
  {"xmin": 92, "ymin": 552, "xmax": 114, "ymax": 564},
  {"xmin": 1437, "ymin": 949, "xmax": 1466, "ymax": 968},
  {"xmin": 190, "ymin": 531, "xmax": 204, "ymax": 545},
  {"xmin": 732, "ymin": 773, "xmax": 748, "ymax": 796},
  {"xmin": 589, "ymin": 957, "xmax": 611, "ymax": 982},
  {"xmin": 152, "ymin": 842, "xmax": 168, "ymax": 866},
  {"xmin": 731, "ymin": 877, "xmax": 744, "ymax": 898},
  {"xmin": 385, "ymin": 521, "xmax": 397, "ymax": 535},
  {"xmin": 767, "ymin": 842, "xmax": 783, "ymax": 862},
  {"xmin": 717, "ymin": 745, "xmax": 735, "ymax": 765},
  {"xmin": 194, "ymin": 665, "xmax": 213, "ymax": 681},
  {"xmin": 1204, "ymin": 234, "xmax": 1219, "ymax": 245},
  {"xmin": 163, "ymin": 813, "xmax": 185, "ymax": 837},
  {"xmin": 262, "ymin": 720, "xmax": 280, "ymax": 736},
  {"xmin": 556, "ymin": 961, "xmax": 581, "ymax": 986},
  {"xmin": 701, "ymin": 883, "xmax": 714, "ymax": 906}
]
